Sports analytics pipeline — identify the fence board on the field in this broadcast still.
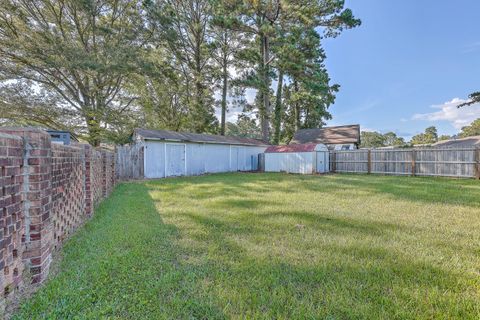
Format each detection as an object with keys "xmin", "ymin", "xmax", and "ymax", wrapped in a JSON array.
[
  {"xmin": 330, "ymin": 147, "xmax": 479, "ymax": 179},
  {"xmin": 116, "ymin": 144, "xmax": 144, "ymax": 180}
]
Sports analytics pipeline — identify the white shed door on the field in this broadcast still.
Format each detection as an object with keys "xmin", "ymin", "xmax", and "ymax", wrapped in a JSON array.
[
  {"xmin": 231, "ymin": 146, "xmax": 243, "ymax": 171},
  {"xmin": 166, "ymin": 144, "xmax": 186, "ymax": 177},
  {"xmin": 316, "ymin": 151, "xmax": 329, "ymax": 173}
]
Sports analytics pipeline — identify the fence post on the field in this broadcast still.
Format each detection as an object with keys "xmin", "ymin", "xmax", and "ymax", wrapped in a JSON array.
[
  {"xmin": 475, "ymin": 148, "xmax": 480, "ymax": 179},
  {"xmin": 411, "ymin": 149, "xmax": 416, "ymax": 176},
  {"xmin": 367, "ymin": 149, "xmax": 372, "ymax": 174},
  {"xmin": 331, "ymin": 152, "xmax": 336, "ymax": 173}
]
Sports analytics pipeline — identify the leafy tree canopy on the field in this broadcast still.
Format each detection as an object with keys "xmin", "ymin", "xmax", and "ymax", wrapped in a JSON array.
[
  {"xmin": 459, "ymin": 118, "xmax": 480, "ymax": 138},
  {"xmin": 360, "ymin": 131, "xmax": 405, "ymax": 148},
  {"xmin": 410, "ymin": 126, "xmax": 438, "ymax": 145}
]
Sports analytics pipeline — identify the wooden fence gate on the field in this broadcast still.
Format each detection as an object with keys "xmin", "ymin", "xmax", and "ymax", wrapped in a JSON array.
[{"xmin": 116, "ymin": 144, "xmax": 144, "ymax": 180}]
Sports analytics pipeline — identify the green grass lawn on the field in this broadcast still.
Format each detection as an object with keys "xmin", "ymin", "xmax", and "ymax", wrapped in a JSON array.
[{"xmin": 13, "ymin": 173, "xmax": 480, "ymax": 319}]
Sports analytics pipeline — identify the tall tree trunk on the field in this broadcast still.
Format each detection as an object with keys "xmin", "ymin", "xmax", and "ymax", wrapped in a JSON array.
[
  {"xmin": 260, "ymin": 34, "xmax": 271, "ymax": 143},
  {"xmin": 294, "ymin": 80, "xmax": 301, "ymax": 131},
  {"xmin": 86, "ymin": 114, "xmax": 101, "ymax": 147},
  {"xmin": 273, "ymin": 69, "xmax": 284, "ymax": 145},
  {"xmin": 220, "ymin": 61, "xmax": 228, "ymax": 135}
]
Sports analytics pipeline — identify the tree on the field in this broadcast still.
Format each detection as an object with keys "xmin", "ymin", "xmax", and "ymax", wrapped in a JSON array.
[
  {"xmin": 438, "ymin": 134, "xmax": 451, "ymax": 141},
  {"xmin": 458, "ymin": 92, "xmax": 480, "ymax": 108},
  {"xmin": 216, "ymin": 0, "xmax": 360, "ymax": 143},
  {"xmin": 210, "ymin": 6, "xmax": 243, "ymax": 136},
  {"xmin": 225, "ymin": 114, "xmax": 262, "ymax": 139},
  {"xmin": 383, "ymin": 132, "xmax": 405, "ymax": 146},
  {"xmin": 411, "ymin": 126, "xmax": 438, "ymax": 145},
  {"xmin": 459, "ymin": 118, "xmax": 480, "ymax": 137},
  {"xmin": 360, "ymin": 131, "xmax": 386, "ymax": 148},
  {"xmin": 146, "ymin": 0, "xmax": 218, "ymax": 134},
  {"xmin": 277, "ymin": 27, "xmax": 338, "ymax": 143},
  {"xmin": 0, "ymin": 0, "xmax": 150, "ymax": 145}
]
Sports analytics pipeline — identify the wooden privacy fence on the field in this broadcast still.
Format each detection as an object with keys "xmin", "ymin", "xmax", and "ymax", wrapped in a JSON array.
[
  {"xmin": 116, "ymin": 144, "xmax": 144, "ymax": 180},
  {"xmin": 330, "ymin": 147, "xmax": 480, "ymax": 179}
]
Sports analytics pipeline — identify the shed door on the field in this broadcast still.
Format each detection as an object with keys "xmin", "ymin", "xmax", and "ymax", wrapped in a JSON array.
[
  {"xmin": 166, "ymin": 144, "xmax": 186, "ymax": 177},
  {"xmin": 231, "ymin": 147, "xmax": 240, "ymax": 171},
  {"xmin": 231, "ymin": 146, "xmax": 245, "ymax": 171},
  {"xmin": 316, "ymin": 151, "xmax": 328, "ymax": 173}
]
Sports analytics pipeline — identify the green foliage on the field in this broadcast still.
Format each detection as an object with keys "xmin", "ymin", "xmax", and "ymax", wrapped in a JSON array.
[
  {"xmin": 214, "ymin": 0, "xmax": 360, "ymax": 142},
  {"xmin": 360, "ymin": 131, "xmax": 405, "ymax": 148},
  {"xmin": 383, "ymin": 131, "xmax": 406, "ymax": 146},
  {"xmin": 411, "ymin": 126, "xmax": 438, "ymax": 145},
  {"xmin": 458, "ymin": 91, "xmax": 480, "ymax": 108},
  {"xmin": 12, "ymin": 173, "xmax": 480, "ymax": 319},
  {"xmin": 438, "ymin": 134, "xmax": 452, "ymax": 141},
  {"xmin": 0, "ymin": 0, "xmax": 359, "ymax": 145},
  {"xmin": 0, "ymin": 0, "xmax": 150, "ymax": 145},
  {"xmin": 361, "ymin": 131, "xmax": 387, "ymax": 148},
  {"xmin": 459, "ymin": 118, "xmax": 480, "ymax": 137},
  {"xmin": 225, "ymin": 114, "xmax": 262, "ymax": 139}
]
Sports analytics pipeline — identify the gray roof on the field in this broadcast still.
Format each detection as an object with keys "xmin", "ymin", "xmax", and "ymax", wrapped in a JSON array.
[
  {"xmin": 134, "ymin": 128, "xmax": 268, "ymax": 146},
  {"xmin": 290, "ymin": 125, "xmax": 361, "ymax": 145},
  {"xmin": 432, "ymin": 136, "xmax": 480, "ymax": 148}
]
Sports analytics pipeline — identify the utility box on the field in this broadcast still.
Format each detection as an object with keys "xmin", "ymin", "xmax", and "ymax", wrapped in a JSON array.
[{"xmin": 47, "ymin": 130, "xmax": 72, "ymax": 145}]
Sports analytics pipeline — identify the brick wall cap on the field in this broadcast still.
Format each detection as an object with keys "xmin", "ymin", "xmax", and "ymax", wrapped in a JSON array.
[
  {"xmin": 0, "ymin": 132, "xmax": 23, "ymax": 141},
  {"xmin": 51, "ymin": 144, "xmax": 83, "ymax": 152}
]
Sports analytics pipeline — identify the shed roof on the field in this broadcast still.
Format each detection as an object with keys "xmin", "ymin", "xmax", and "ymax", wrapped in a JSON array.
[
  {"xmin": 290, "ymin": 125, "xmax": 360, "ymax": 145},
  {"xmin": 134, "ymin": 128, "xmax": 268, "ymax": 146},
  {"xmin": 265, "ymin": 144, "xmax": 318, "ymax": 153},
  {"xmin": 432, "ymin": 136, "xmax": 480, "ymax": 148}
]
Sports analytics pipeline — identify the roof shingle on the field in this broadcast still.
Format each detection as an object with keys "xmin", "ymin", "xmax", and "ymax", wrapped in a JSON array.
[
  {"xmin": 432, "ymin": 136, "xmax": 480, "ymax": 148},
  {"xmin": 134, "ymin": 128, "xmax": 268, "ymax": 146},
  {"xmin": 290, "ymin": 125, "xmax": 360, "ymax": 145},
  {"xmin": 265, "ymin": 144, "xmax": 318, "ymax": 153}
]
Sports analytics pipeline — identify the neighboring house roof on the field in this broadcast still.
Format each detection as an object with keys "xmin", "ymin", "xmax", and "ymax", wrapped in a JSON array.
[
  {"xmin": 432, "ymin": 136, "xmax": 480, "ymax": 148},
  {"xmin": 134, "ymin": 128, "xmax": 268, "ymax": 146},
  {"xmin": 265, "ymin": 144, "xmax": 318, "ymax": 153},
  {"xmin": 290, "ymin": 125, "xmax": 361, "ymax": 145}
]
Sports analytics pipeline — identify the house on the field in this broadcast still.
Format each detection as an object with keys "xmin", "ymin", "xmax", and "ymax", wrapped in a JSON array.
[
  {"xmin": 290, "ymin": 125, "xmax": 361, "ymax": 150},
  {"xmin": 263, "ymin": 143, "xmax": 329, "ymax": 174},
  {"xmin": 432, "ymin": 136, "xmax": 480, "ymax": 148},
  {"xmin": 132, "ymin": 128, "xmax": 268, "ymax": 179}
]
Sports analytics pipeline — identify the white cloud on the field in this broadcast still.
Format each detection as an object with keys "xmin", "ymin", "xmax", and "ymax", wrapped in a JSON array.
[{"xmin": 412, "ymin": 98, "xmax": 480, "ymax": 129}]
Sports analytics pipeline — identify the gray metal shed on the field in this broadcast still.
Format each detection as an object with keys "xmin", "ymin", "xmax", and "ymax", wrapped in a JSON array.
[
  {"xmin": 133, "ymin": 129, "xmax": 268, "ymax": 179},
  {"xmin": 264, "ymin": 143, "xmax": 330, "ymax": 174}
]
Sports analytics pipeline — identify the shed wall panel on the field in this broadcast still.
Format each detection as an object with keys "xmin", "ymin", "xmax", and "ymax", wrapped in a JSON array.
[
  {"xmin": 144, "ymin": 141, "xmax": 266, "ymax": 178},
  {"xmin": 265, "ymin": 152, "xmax": 315, "ymax": 174},
  {"xmin": 186, "ymin": 143, "xmax": 206, "ymax": 176}
]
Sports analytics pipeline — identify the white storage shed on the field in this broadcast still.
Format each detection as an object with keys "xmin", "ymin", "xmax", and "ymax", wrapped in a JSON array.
[
  {"xmin": 133, "ymin": 129, "xmax": 268, "ymax": 179},
  {"xmin": 264, "ymin": 143, "xmax": 329, "ymax": 174}
]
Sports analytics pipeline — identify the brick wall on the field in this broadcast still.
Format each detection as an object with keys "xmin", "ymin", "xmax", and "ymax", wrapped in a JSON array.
[
  {"xmin": 51, "ymin": 144, "xmax": 86, "ymax": 248},
  {"xmin": 0, "ymin": 128, "xmax": 116, "ymax": 312},
  {"xmin": 0, "ymin": 133, "xmax": 25, "ymax": 305}
]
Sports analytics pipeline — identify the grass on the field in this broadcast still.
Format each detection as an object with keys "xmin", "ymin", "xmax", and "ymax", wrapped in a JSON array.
[{"xmin": 13, "ymin": 173, "xmax": 480, "ymax": 319}]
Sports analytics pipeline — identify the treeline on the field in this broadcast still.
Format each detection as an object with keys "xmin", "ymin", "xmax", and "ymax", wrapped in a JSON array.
[
  {"xmin": 0, "ymin": 0, "xmax": 359, "ymax": 146},
  {"xmin": 361, "ymin": 119, "xmax": 480, "ymax": 148}
]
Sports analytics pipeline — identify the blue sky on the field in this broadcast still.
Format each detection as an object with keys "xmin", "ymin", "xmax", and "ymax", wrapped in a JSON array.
[{"xmin": 323, "ymin": 0, "xmax": 480, "ymax": 139}]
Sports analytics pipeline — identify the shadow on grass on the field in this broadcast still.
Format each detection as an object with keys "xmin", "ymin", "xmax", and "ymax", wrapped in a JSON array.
[
  {"xmin": 146, "ymin": 172, "xmax": 480, "ymax": 208},
  {"xmin": 12, "ymin": 183, "xmax": 226, "ymax": 319},
  {"xmin": 167, "ymin": 207, "xmax": 478, "ymax": 319},
  {"xmin": 13, "ymin": 175, "xmax": 480, "ymax": 319},
  {"xmin": 303, "ymin": 173, "xmax": 480, "ymax": 208},
  {"xmin": 143, "ymin": 175, "xmax": 479, "ymax": 318}
]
